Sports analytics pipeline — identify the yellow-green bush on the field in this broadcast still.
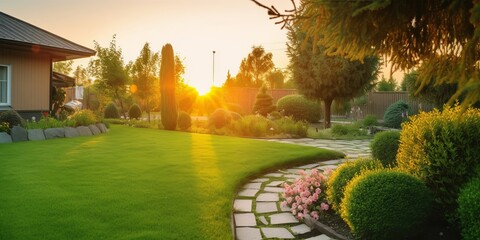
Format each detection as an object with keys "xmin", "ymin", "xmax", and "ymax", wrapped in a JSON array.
[
  {"xmin": 229, "ymin": 115, "xmax": 272, "ymax": 137},
  {"xmin": 71, "ymin": 110, "xmax": 98, "ymax": 127},
  {"xmin": 341, "ymin": 169, "xmax": 432, "ymax": 240},
  {"xmin": 397, "ymin": 104, "xmax": 480, "ymax": 221},
  {"xmin": 370, "ymin": 131, "xmax": 401, "ymax": 167},
  {"xmin": 326, "ymin": 158, "xmax": 383, "ymax": 211}
]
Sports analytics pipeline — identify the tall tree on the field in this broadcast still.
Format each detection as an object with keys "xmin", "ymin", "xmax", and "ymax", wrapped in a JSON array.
[
  {"xmin": 376, "ymin": 76, "xmax": 397, "ymax": 91},
  {"xmin": 237, "ymin": 46, "xmax": 274, "ymax": 87},
  {"xmin": 252, "ymin": 0, "xmax": 480, "ymax": 106},
  {"xmin": 131, "ymin": 42, "xmax": 160, "ymax": 121},
  {"xmin": 73, "ymin": 65, "xmax": 89, "ymax": 86},
  {"xmin": 89, "ymin": 36, "xmax": 130, "ymax": 119},
  {"xmin": 404, "ymin": 70, "xmax": 458, "ymax": 108},
  {"xmin": 160, "ymin": 44, "xmax": 177, "ymax": 130},
  {"xmin": 266, "ymin": 69, "xmax": 285, "ymax": 89},
  {"xmin": 53, "ymin": 60, "xmax": 73, "ymax": 75},
  {"xmin": 288, "ymin": 25, "xmax": 379, "ymax": 128}
]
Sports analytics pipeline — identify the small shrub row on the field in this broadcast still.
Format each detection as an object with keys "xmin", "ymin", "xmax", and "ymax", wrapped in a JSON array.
[{"xmin": 331, "ymin": 123, "xmax": 367, "ymax": 137}]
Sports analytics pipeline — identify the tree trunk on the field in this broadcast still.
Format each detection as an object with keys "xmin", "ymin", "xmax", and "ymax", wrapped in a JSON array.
[
  {"xmin": 323, "ymin": 98, "xmax": 333, "ymax": 129},
  {"xmin": 115, "ymin": 90, "xmax": 127, "ymax": 119}
]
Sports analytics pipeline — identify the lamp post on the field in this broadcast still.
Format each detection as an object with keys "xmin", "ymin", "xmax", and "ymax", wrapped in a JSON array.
[{"xmin": 212, "ymin": 50, "xmax": 216, "ymax": 85}]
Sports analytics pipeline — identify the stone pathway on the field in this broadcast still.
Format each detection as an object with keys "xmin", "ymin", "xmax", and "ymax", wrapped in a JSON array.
[{"xmin": 232, "ymin": 139, "xmax": 371, "ymax": 240}]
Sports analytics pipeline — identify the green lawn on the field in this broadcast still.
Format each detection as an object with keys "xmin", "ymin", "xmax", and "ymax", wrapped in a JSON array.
[{"xmin": 0, "ymin": 125, "xmax": 343, "ymax": 240}]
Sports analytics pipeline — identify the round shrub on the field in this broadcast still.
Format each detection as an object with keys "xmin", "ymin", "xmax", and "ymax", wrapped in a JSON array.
[
  {"xmin": 71, "ymin": 110, "xmax": 97, "ymax": 127},
  {"xmin": 326, "ymin": 158, "xmax": 383, "ymax": 211},
  {"xmin": 0, "ymin": 110, "xmax": 25, "ymax": 128},
  {"xmin": 397, "ymin": 105, "xmax": 480, "ymax": 221},
  {"xmin": 104, "ymin": 102, "xmax": 120, "ymax": 119},
  {"xmin": 383, "ymin": 100, "xmax": 410, "ymax": 129},
  {"xmin": 458, "ymin": 176, "xmax": 480, "ymax": 240},
  {"xmin": 331, "ymin": 123, "xmax": 366, "ymax": 137},
  {"xmin": 277, "ymin": 95, "xmax": 321, "ymax": 122},
  {"xmin": 208, "ymin": 108, "xmax": 231, "ymax": 129},
  {"xmin": 177, "ymin": 111, "xmax": 192, "ymax": 131},
  {"xmin": 370, "ymin": 131, "xmax": 400, "ymax": 167},
  {"xmin": 363, "ymin": 114, "xmax": 378, "ymax": 127},
  {"xmin": 341, "ymin": 170, "xmax": 432, "ymax": 240},
  {"xmin": 128, "ymin": 104, "xmax": 142, "ymax": 120}
]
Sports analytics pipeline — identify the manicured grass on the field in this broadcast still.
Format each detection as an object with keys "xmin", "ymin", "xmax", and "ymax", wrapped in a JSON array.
[{"xmin": 0, "ymin": 125, "xmax": 343, "ymax": 239}]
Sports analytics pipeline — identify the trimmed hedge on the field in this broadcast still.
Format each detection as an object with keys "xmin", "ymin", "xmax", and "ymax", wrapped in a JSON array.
[
  {"xmin": 341, "ymin": 170, "xmax": 432, "ymax": 240},
  {"xmin": 326, "ymin": 158, "xmax": 383, "ymax": 211},
  {"xmin": 208, "ymin": 109, "xmax": 232, "ymax": 129},
  {"xmin": 370, "ymin": 131, "xmax": 400, "ymax": 167},
  {"xmin": 277, "ymin": 95, "xmax": 321, "ymax": 122}
]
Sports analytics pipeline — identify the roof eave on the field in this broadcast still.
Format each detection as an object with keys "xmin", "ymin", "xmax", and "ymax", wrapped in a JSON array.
[{"xmin": 0, "ymin": 39, "xmax": 96, "ymax": 61}]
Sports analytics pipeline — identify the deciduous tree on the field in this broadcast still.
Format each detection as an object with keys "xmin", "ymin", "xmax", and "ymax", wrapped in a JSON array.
[
  {"xmin": 288, "ymin": 25, "xmax": 379, "ymax": 128},
  {"xmin": 89, "ymin": 36, "xmax": 130, "ymax": 119},
  {"xmin": 53, "ymin": 60, "xmax": 73, "ymax": 75}
]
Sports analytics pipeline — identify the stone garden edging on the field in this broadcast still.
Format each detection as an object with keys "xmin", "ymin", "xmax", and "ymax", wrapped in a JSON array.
[{"xmin": 0, "ymin": 123, "xmax": 108, "ymax": 144}]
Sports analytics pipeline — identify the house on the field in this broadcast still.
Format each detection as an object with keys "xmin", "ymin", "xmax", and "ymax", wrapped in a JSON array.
[{"xmin": 0, "ymin": 11, "xmax": 95, "ymax": 119}]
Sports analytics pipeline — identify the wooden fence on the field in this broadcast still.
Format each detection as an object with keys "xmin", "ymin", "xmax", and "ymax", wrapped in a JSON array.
[
  {"xmin": 359, "ymin": 91, "xmax": 434, "ymax": 119},
  {"xmin": 222, "ymin": 87, "xmax": 297, "ymax": 114},
  {"xmin": 222, "ymin": 87, "xmax": 434, "ymax": 119}
]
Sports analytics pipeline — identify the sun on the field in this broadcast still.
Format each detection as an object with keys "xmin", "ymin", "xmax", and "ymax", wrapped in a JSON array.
[{"xmin": 192, "ymin": 83, "xmax": 212, "ymax": 96}]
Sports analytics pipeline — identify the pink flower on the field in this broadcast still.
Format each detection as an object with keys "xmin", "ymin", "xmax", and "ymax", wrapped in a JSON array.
[
  {"xmin": 287, "ymin": 197, "xmax": 293, "ymax": 204},
  {"xmin": 311, "ymin": 211, "xmax": 319, "ymax": 220},
  {"xmin": 321, "ymin": 202, "xmax": 329, "ymax": 211},
  {"xmin": 297, "ymin": 213, "xmax": 304, "ymax": 219}
]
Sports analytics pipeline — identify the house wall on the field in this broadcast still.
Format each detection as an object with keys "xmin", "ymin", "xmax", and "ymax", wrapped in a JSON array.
[{"xmin": 0, "ymin": 49, "xmax": 50, "ymax": 112}]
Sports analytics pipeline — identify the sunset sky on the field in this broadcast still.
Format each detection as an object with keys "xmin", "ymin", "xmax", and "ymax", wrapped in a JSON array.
[{"xmin": 3, "ymin": 0, "xmax": 295, "ymax": 93}]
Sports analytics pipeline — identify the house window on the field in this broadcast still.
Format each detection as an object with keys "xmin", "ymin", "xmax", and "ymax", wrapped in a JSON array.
[{"xmin": 0, "ymin": 65, "xmax": 11, "ymax": 106}]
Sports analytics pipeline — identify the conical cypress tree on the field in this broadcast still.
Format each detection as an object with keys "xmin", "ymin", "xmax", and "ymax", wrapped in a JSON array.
[
  {"xmin": 160, "ymin": 44, "xmax": 177, "ymax": 130},
  {"xmin": 253, "ymin": 85, "xmax": 276, "ymax": 116}
]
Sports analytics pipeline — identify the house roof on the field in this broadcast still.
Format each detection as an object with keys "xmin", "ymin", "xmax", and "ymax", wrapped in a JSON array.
[
  {"xmin": 52, "ymin": 72, "xmax": 76, "ymax": 88},
  {"xmin": 0, "ymin": 11, "xmax": 95, "ymax": 61}
]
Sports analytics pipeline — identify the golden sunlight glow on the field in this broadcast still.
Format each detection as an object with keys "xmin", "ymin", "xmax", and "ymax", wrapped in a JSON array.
[{"xmin": 192, "ymin": 83, "xmax": 211, "ymax": 96}]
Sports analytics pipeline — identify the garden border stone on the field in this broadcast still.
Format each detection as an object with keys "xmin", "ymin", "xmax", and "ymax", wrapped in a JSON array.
[
  {"xmin": 96, "ymin": 123, "xmax": 108, "ymax": 133},
  {"xmin": 44, "ymin": 128, "xmax": 65, "ymax": 139},
  {"xmin": 0, "ymin": 132, "xmax": 12, "ymax": 143},
  {"xmin": 27, "ymin": 129, "xmax": 46, "ymax": 141},
  {"xmin": 77, "ymin": 126, "xmax": 93, "ymax": 136},
  {"xmin": 64, "ymin": 127, "xmax": 80, "ymax": 138},
  {"xmin": 88, "ymin": 124, "xmax": 101, "ymax": 135},
  {"xmin": 11, "ymin": 126, "xmax": 28, "ymax": 142}
]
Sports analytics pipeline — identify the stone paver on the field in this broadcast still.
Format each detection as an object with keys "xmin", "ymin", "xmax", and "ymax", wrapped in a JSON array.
[
  {"xmin": 256, "ymin": 202, "xmax": 277, "ymax": 213},
  {"xmin": 234, "ymin": 213, "xmax": 256, "ymax": 227},
  {"xmin": 263, "ymin": 187, "xmax": 284, "ymax": 193},
  {"xmin": 256, "ymin": 193, "xmax": 279, "ymax": 202},
  {"xmin": 236, "ymin": 227, "xmax": 262, "ymax": 240},
  {"xmin": 252, "ymin": 178, "xmax": 269, "ymax": 183},
  {"xmin": 238, "ymin": 189, "xmax": 259, "ymax": 197},
  {"xmin": 305, "ymin": 235, "xmax": 332, "ymax": 240},
  {"xmin": 261, "ymin": 227, "xmax": 295, "ymax": 239},
  {"xmin": 258, "ymin": 216, "xmax": 269, "ymax": 225},
  {"xmin": 290, "ymin": 224, "xmax": 311, "ymax": 235},
  {"xmin": 232, "ymin": 138, "xmax": 371, "ymax": 239},
  {"xmin": 266, "ymin": 181, "xmax": 284, "ymax": 187},
  {"xmin": 234, "ymin": 199, "xmax": 252, "ymax": 212},
  {"xmin": 270, "ymin": 213, "xmax": 299, "ymax": 225},
  {"xmin": 264, "ymin": 173, "xmax": 283, "ymax": 178},
  {"xmin": 244, "ymin": 182, "xmax": 262, "ymax": 189}
]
